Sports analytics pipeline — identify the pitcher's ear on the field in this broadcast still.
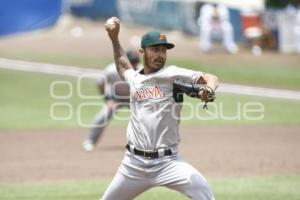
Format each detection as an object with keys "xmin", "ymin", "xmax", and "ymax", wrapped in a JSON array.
[{"xmin": 139, "ymin": 48, "xmax": 144, "ymax": 55}]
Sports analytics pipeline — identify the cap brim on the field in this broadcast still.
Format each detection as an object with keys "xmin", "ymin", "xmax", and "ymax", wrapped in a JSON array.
[{"xmin": 150, "ymin": 42, "xmax": 175, "ymax": 49}]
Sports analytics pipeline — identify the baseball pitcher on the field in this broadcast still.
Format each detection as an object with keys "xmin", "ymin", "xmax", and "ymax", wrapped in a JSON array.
[{"xmin": 101, "ymin": 17, "xmax": 219, "ymax": 200}]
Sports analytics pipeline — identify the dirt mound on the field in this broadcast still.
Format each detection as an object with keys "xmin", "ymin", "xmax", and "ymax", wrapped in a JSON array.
[{"xmin": 0, "ymin": 126, "xmax": 299, "ymax": 183}]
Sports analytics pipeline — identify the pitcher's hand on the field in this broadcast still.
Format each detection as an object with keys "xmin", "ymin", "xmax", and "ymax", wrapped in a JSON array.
[{"xmin": 105, "ymin": 17, "xmax": 120, "ymax": 41}]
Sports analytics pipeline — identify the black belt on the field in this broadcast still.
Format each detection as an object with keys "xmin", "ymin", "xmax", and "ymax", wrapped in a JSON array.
[{"xmin": 126, "ymin": 144, "xmax": 172, "ymax": 159}]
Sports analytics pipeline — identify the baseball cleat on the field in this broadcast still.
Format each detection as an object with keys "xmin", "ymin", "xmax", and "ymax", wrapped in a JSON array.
[{"xmin": 82, "ymin": 140, "xmax": 94, "ymax": 152}]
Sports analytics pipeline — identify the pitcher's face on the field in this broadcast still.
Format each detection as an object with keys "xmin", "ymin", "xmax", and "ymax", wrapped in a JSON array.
[{"xmin": 141, "ymin": 45, "xmax": 167, "ymax": 73}]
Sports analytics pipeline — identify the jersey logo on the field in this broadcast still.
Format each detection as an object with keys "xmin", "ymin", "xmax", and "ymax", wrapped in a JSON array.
[
  {"xmin": 131, "ymin": 82, "xmax": 165, "ymax": 102},
  {"xmin": 159, "ymin": 33, "xmax": 166, "ymax": 41}
]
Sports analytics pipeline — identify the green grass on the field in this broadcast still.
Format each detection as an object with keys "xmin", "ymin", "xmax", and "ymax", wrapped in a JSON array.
[
  {"xmin": 181, "ymin": 94, "xmax": 300, "ymax": 126},
  {"xmin": 0, "ymin": 176, "xmax": 299, "ymax": 200},
  {"xmin": 1, "ymin": 51, "xmax": 112, "ymax": 69},
  {"xmin": 1, "ymin": 69, "xmax": 300, "ymax": 129},
  {"xmin": 0, "ymin": 69, "xmax": 100, "ymax": 129},
  {"xmin": 167, "ymin": 58, "xmax": 300, "ymax": 90},
  {"xmin": 2, "ymin": 51, "xmax": 300, "ymax": 90}
]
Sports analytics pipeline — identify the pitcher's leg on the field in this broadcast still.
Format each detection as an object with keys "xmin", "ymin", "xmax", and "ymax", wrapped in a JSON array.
[
  {"xmin": 154, "ymin": 158, "xmax": 214, "ymax": 200},
  {"xmin": 168, "ymin": 173, "xmax": 214, "ymax": 200},
  {"xmin": 101, "ymin": 171, "xmax": 150, "ymax": 200}
]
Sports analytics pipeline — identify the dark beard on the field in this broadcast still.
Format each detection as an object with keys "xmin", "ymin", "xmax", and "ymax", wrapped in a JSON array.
[{"xmin": 143, "ymin": 50, "xmax": 166, "ymax": 73}]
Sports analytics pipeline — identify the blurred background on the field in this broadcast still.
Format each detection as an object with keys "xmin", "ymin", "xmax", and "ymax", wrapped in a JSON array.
[
  {"xmin": 0, "ymin": 0, "xmax": 300, "ymax": 200},
  {"xmin": 1, "ymin": 0, "xmax": 300, "ymax": 53}
]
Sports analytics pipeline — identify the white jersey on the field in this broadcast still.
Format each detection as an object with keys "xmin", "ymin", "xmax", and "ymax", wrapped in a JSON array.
[
  {"xmin": 98, "ymin": 63, "xmax": 122, "ymax": 97},
  {"xmin": 124, "ymin": 65, "xmax": 203, "ymax": 150}
]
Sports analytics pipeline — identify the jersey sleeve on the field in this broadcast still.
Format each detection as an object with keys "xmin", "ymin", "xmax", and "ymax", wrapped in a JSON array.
[
  {"xmin": 167, "ymin": 65, "xmax": 204, "ymax": 83},
  {"xmin": 124, "ymin": 68, "xmax": 136, "ymax": 82}
]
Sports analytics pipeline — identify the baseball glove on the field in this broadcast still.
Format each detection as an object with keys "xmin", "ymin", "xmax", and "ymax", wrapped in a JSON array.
[{"xmin": 173, "ymin": 80, "xmax": 216, "ymax": 109}]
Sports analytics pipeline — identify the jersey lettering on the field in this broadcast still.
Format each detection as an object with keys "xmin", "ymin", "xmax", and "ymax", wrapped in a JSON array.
[{"xmin": 132, "ymin": 85, "xmax": 165, "ymax": 102}]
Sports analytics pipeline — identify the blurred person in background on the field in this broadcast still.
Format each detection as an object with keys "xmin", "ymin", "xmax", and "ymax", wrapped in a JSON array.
[
  {"xmin": 284, "ymin": 0, "xmax": 300, "ymax": 53},
  {"xmin": 286, "ymin": 0, "xmax": 300, "ymax": 53},
  {"xmin": 82, "ymin": 49, "xmax": 140, "ymax": 152},
  {"xmin": 197, "ymin": 3, "xmax": 238, "ymax": 54},
  {"xmin": 295, "ymin": 8, "xmax": 300, "ymax": 53},
  {"xmin": 285, "ymin": 0, "xmax": 300, "ymax": 16}
]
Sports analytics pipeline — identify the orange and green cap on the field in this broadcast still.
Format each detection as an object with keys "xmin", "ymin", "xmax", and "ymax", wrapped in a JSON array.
[{"xmin": 141, "ymin": 31, "xmax": 174, "ymax": 49}]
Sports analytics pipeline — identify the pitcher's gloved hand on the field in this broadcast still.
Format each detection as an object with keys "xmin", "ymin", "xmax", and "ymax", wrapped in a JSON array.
[
  {"xmin": 198, "ymin": 85, "xmax": 215, "ymax": 102},
  {"xmin": 173, "ymin": 80, "xmax": 216, "ymax": 109}
]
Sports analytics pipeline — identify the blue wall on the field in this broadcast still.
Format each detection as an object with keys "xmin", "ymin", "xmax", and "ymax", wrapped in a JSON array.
[
  {"xmin": 0, "ymin": 0, "xmax": 242, "ymax": 41},
  {"xmin": 229, "ymin": 8, "xmax": 242, "ymax": 42},
  {"xmin": 0, "ymin": 0, "xmax": 62, "ymax": 36},
  {"xmin": 71, "ymin": 0, "xmax": 119, "ymax": 19}
]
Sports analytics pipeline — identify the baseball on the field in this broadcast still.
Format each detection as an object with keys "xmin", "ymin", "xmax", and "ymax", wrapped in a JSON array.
[{"xmin": 105, "ymin": 18, "xmax": 116, "ymax": 30}]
